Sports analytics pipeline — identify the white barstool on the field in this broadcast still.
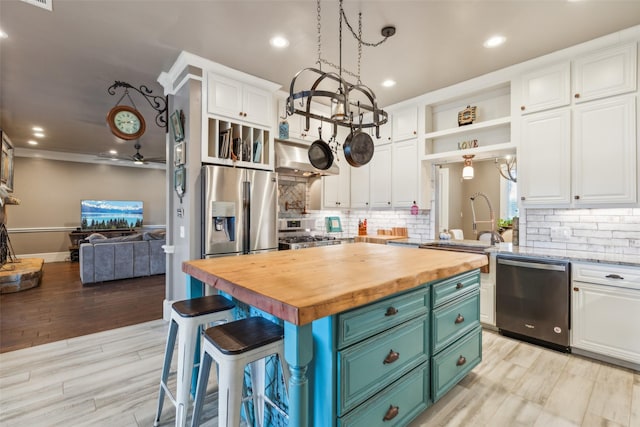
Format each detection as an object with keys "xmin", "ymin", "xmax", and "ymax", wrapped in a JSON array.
[
  {"xmin": 154, "ymin": 295, "xmax": 236, "ymax": 427},
  {"xmin": 190, "ymin": 316, "xmax": 290, "ymax": 427}
]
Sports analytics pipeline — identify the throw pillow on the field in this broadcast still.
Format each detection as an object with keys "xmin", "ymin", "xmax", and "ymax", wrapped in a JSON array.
[
  {"xmin": 92, "ymin": 234, "xmax": 143, "ymax": 244},
  {"xmin": 143, "ymin": 229, "xmax": 166, "ymax": 240},
  {"xmin": 86, "ymin": 233, "xmax": 107, "ymax": 243}
]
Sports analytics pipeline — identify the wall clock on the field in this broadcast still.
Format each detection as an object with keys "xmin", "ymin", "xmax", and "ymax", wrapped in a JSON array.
[{"xmin": 106, "ymin": 105, "xmax": 146, "ymax": 140}]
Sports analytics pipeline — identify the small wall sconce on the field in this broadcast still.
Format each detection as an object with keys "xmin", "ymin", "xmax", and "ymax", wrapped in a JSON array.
[{"xmin": 462, "ymin": 154, "xmax": 475, "ymax": 180}]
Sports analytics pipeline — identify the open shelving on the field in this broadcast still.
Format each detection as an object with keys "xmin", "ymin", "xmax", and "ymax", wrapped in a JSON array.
[{"xmin": 204, "ymin": 116, "xmax": 271, "ymax": 169}]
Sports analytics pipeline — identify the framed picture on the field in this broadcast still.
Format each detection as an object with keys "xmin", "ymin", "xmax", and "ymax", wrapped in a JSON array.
[
  {"xmin": 174, "ymin": 141, "xmax": 186, "ymax": 166},
  {"xmin": 1, "ymin": 131, "xmax": 14, "ymax": 193},
  {"xmin": 174, "ymin": 166, "xmax": 185, "ymax": 199},
  {"xmin": 170, "ymin": 109, "xmax": 184, "ymax": 142}
]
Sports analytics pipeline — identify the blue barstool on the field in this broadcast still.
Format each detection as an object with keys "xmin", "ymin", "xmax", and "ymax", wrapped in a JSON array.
[
  {"xmin": 190, "ymin": 316, "xmax": 290, "ymax": 427},
  {"xmin": 154, "ymin": 295, "xmax": 235, "ymax": 427}
]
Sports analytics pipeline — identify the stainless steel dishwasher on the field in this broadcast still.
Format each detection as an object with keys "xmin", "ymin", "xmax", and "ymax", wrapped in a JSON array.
[{"xmin": 496, "ymin": 255, "xmax": 571, "ymax": 352}]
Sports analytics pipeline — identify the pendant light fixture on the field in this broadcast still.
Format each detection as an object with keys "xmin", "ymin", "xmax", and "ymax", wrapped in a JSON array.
[
  {"xmin": 286, "ymin": 0, "xmax": 393, "ymax": 143},
  {"xmin": 462, "ymin": 155, "xmax": 475, "ymax": 180}
]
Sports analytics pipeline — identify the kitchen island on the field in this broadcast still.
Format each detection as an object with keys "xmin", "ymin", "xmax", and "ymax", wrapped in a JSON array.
[{"xmin": 183, "ymin": 242, "xmax": 488, "ymax": 426}]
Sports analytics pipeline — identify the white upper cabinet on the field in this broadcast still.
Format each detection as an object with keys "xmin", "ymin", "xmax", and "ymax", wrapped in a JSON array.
[
  {"xmin": 208, "ymin": 73, "xmax": 272, "ymax": 127},
  {"xmin": 519, "ymin": 108, "xmax": 572, "ymax": 205},
  {"xmin": 572, "ymin": 95, "xmax": 636, "ymax": 205},
  {"xmin": 392, "ymin": 106, "xmax": 418, "ymax": 142},
  {"xmin": 520, "ymin": 62, "xmax": 571, "ymax": 114},
  {"xmin": 392, "ymin": 139, "xmax": 418, "ymax": 207},
  {"xmin": 572, "ymin": 42, "xmax": 637, "ymax": 103},
  {"xmin": 350, "ymin": 163, "xmax": 371, "ymax": 209},
  {"xmin": 374, "ymin": 116, "xmax": 393, "ymax": 145},
  {"xmin": 369, "ymin": 144, "xmax": 392, "ymax": 208}
]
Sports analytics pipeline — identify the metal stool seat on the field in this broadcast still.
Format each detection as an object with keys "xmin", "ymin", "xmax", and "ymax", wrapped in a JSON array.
[
  {"xmin": 190, "ymin": 316, "xmax": 290, "ymax": 427},
  {"xmin": 154, "ymin": 295, "xmax": 235, "ymax": 427}
]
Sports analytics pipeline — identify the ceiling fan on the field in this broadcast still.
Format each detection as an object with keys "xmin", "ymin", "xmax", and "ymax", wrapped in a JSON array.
[{"xmin": 97, "ymin": 142, "xmax": 165, "ymax": 165}]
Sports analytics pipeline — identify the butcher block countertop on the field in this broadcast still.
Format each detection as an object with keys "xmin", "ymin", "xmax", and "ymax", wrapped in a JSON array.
[{"xmin": 183, "ymin": 242, "xmax": 487, "ymax": 326}]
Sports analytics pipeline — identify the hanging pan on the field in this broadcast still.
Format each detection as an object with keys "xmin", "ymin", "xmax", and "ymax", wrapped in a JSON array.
[
  {"xmin": 308, "ymin": 126, "xmax": 334, "ymax": 170},
  {"xmin": 343, "ymin": 113, "xmax": 374, "ymax": 167}
]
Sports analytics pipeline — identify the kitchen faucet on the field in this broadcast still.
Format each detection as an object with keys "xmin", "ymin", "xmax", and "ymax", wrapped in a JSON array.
[{"xmin": 470, "ymin": 192, "xmax": 501, "ymax": 245}]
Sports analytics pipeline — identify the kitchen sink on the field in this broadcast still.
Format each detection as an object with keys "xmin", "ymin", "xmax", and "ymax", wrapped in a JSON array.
[{"xmin": 419, "ymin": 242, "xmax": 490, "ymax": 273}]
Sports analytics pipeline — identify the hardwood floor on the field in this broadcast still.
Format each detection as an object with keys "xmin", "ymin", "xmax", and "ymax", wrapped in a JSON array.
[
  {"xmin": 0, "ymin": 261, "xmax": 165, "ymax": 353},
  {"xmin": 0, "ymin": 321, "xmax": 637, "ymax": 427}
]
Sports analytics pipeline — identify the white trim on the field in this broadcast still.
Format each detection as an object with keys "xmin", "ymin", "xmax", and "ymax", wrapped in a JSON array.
[
  {"xmin": 16, "ymin": 252, "xmax": 68, "ymax": 263},
  {"xmin": 14, "ymin": 148, "xmax": 166, "ymax": 170},
  {"xmin": 8, "ymin": 225, "xmax": 167, "ymax": 233}
]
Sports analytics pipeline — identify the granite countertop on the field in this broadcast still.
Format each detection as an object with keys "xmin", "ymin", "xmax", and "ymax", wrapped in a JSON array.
[
  {"xmin": 412, "ymin": 239, "xmax": 639, "ymax": 267},
  {"xmin": 487, "ymin": 243, "xmax": 640, "ymax": 267}
]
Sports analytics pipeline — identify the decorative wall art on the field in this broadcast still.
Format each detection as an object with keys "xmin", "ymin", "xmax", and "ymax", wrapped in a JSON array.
[
  {"xmin": 174, "ymin": 166, "xmax": 185, "ymax": 203},
  {"xmin": 174, "ymin": 141, "xmax": 186, "ymax": 166},
  {"xmin": 0, "ymin": 131, "xmax": 14, "ymax": 193},
  {"xmin": 170, "ymin": 109, "xmax": 185, "ymax": 142},
  {"xmin": 457, "ymin": 105, "xmax": 477, "ymax": 126}
]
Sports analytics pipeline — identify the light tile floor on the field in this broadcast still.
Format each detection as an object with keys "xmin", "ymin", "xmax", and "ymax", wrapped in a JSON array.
[{"xmin": 0, "ymin": 320, "xmax": 637, "ymax": 427}]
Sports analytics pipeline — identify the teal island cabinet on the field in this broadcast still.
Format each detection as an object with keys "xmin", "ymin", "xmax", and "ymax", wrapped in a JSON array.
[{"xmin": 183, "ymin": 243, "xmax": 487, "ymax": 427}]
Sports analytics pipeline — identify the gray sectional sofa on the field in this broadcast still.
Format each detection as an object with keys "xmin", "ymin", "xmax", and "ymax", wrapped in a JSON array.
[{"xmin": 79, "ymin": 230, "xmax": 166, "ymax": 284}]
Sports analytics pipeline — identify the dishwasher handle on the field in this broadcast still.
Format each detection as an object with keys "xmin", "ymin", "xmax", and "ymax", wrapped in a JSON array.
[{"xmin": 497, "ymin": 257, "xmax": 567, "ymax": 272}]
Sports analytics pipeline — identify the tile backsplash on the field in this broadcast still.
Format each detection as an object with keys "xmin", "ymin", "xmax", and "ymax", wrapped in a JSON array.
[{"xmin": 522, "ymin": 208, "xmax": 640, "ymax": 255}]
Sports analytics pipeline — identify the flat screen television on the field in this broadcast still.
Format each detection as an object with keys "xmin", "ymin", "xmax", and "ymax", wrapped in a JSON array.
[{"xmin": 80, "ymin": 200, "xmax": 143, "ymax": 231}]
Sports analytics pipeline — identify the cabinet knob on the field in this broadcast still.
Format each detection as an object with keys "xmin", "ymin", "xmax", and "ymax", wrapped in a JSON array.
[
  {"xmin": 387, "ymin": 137, "xmax": 391, "ymax": 141},
  {"xmin": 575, "ymin": 93, "xmax": 581, "ymax": 99},
  {"xmin": 385, "ymin": 306, "xmax": 398, "ymax": 316},
  {"xmin": 574, "ymin": 195, "xmax": 580, "ymax": 200},
  {"xmin": 520, "ymin": 196, "xmax": 526, "ymax": 201},
  {"xmin": 520, "ymin": 106, "xmax": 526, "ymax": 111},
  {"xmin": 243, "ymin": 113, "xmax": 248, "ymax": 117},
  {"xmin": 387, "ymin": 201, "xmax": 391, "ymax": 205},
  {"xmin": 455, "ymin": 314, "xmax": 465, "ymax": 324},
  {"xmin": 456, "ymin": 355, "xmax": 467, "ymax": 366},
  {"xmin": 413, "ymin": 131, "xmax": 416, "ymax": 135},
  {"xmin": 365, "ymin": 202, "xmax": 369, "ymax": 206},
  {"xmin": 383, "ymin": 405, "xmax": 399, "ymax": 421},
  {"xmin": 383, "ymin": 349, "xmax": 400, "ymax": 364},
  {"xmin": 455, "ymin": 282, "xmax": 464, "ymax": 289},
  {"xmin": 573, "ymin": 287, "xmax": 580, "ymax": 292},
  {"xmin": 239, "ymin": 112, "xmax": 243, "ymax": 116}
]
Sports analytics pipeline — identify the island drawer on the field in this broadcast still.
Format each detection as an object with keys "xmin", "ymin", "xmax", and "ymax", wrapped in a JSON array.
[
  {"xmin": 432, "ymin": 290, "xmax": 480, "ymax": 354},
  {"xmin": 431, "ymin": 325, "xmax": 482, "ymax": 401},
  {"xmin": 337, "ymin": 286, "xmax": 429, "ymax": 349},
  {"xmin": 432, "ymin": 270, "xmax": 480, "ymax": 308},
  {"xmin": 337, "ymin": 363, "xmax": 430, "ymax": 427},
  {"xmin": 337, "ymin": 315, "xmax": 429, "ymax": 415}
]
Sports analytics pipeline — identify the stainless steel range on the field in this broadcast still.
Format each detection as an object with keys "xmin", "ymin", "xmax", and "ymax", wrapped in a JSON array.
[{"xmin": 278, "ymin": 218, "xmax": 342, "ymax": 250}]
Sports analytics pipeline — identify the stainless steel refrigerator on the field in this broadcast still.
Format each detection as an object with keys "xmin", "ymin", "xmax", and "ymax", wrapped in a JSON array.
[{"xmin": 202, "ymin": 165, "xmax": 278, "ymax": 258}]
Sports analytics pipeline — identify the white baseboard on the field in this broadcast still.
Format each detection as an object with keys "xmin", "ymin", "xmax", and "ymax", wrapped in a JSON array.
[{"xmin": 16, "ymin": 252, "xmax": 69, "ymax": 263}]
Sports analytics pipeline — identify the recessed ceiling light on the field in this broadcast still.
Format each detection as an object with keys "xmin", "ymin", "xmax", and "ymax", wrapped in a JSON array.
[
  {"xmin": 483, "ymin": 35, "xmax": 506, "ymax": 48},
  {"xmin": 382, "ymin": 79, "xmax": 396, "ymax": 88},
  {"xmin": 0, "ymin": 30, "xmax": 7, "ymax": 40},
  {"xmin": 34, "ymin": 132, "xmax": 45, "ymax": 138},
  {"xmin": 109, "ymin": 150, "xmax": 117, "ymax": 155},
  {"xmin": 27, "ymin": 140, "xmax": 38, "ymax": 146},
  {"xmin": 32, "ymin": 126, "xmax": 44, "ymax": 132},
  {"xmin": 270, "ymin": 35, "xmax": 289, "ymax": 49}
]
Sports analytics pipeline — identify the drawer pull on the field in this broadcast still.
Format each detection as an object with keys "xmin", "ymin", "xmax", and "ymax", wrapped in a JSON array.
[
  {"xmin": 385, "ymin": 306, "xmax": 398, "ymax": 316},
  {"xmin": 605, "ymin": 274, "xmax": 624, "ymax": 280},
  {"xmin": 455, "ymin": 282, "xmax": 464, "ymax": 290},
  {"xmin": 383, "ymin": 349, "xmax": 400, "ymax": 364},
  {"xmin": 456, "ymin": 355, "xmax": 467, "ymax": 366},
  {"xmin": 383, "ymin": 404, "xmax": 399, "ymax": 421},
  {"xmin": 455, "ymin": 314, "xmax": 465, "ymax": 324}
]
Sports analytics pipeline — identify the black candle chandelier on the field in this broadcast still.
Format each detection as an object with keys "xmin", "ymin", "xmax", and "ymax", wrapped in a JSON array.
[{"xmin": 286, "ymin": 0, "xmax": 394, "ymax": 139}]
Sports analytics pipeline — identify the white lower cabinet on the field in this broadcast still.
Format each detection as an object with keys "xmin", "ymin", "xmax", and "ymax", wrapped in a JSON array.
[{"xmin": 571, "ymin": 262, "xmax": 640, "ymax": 366}]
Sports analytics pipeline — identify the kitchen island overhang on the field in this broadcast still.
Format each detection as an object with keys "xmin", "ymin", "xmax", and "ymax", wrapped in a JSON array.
[{"xmin": 182, "ymin": 243, "xmax": 488, "ymax": 426}]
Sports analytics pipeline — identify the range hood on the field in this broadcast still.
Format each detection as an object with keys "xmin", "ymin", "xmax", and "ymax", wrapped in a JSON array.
[{"xmin": 275, "ymin": 139, "xmax": 339, "ymax": 176}]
